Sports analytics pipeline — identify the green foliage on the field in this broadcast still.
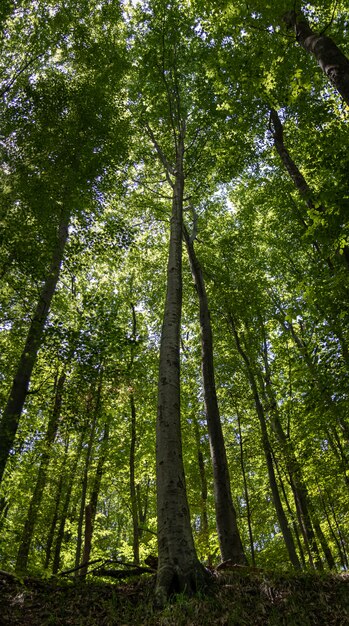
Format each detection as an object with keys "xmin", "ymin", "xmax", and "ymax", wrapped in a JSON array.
[{"xmin": 0, "ymin": 0, "xmax": 349, "ymax": 594}]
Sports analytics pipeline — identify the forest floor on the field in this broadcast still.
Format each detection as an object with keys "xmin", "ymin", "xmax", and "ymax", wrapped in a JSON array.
[{"xmin": 1, "ymin": 566, "xmax": 349, "ymax": 625}]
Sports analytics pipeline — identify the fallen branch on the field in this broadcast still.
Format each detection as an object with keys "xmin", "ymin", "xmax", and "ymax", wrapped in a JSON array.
[
  {"xmin": 93, "ymin": 566, "xmax": 154, "ymax": 579},
  {"xmin": 59, "ymin": 558, "xmax": 104, "ymax": 576}
]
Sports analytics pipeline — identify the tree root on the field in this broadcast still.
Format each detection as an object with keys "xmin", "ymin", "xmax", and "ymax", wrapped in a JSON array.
[{"xmin": 155, "ymin": 562, "xmax": 212, "ymax": 608}]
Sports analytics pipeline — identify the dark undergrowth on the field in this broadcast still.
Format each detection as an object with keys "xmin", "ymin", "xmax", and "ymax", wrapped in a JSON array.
[{"xmin": 1, "ymin": 566, "xmax": 349, "ymax": 625}]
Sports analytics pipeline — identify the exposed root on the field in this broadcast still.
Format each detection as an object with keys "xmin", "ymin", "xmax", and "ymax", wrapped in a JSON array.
[{"xmin": 155, "ymin": 561, "xmax": 212, "ymax": 608}]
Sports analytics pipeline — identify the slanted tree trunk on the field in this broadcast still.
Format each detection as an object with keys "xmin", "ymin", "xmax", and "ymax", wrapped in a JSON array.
[
  {"xmin": 259, "ymin": 324, "xmax": 323, "ymax": 569},
  {"xmin": 228, "ymin": 313, "xmax": 300, "ymax": 569},
  {"xmin": 183, "ymin": 226, "xmax": 246, "ymax": 564},
  {"xmin": 15, "ymin": 371, "xmax": 66, "ymax": 573},
  {"xmin": 0, "ymin": 209, "xmax": 69, "ymax": 485},
  {"xmin": 155, "ymin": 122, "xmax": 208, "ymax": 605},
  {"xmin": 273, "ymin": 451, "xmax": 307, "ymax": 567},
  {"xmin": 324, "ymin": 494, "xmax": 349, "ymax": 569},
  {"xmin": 283, "ymin": 10, "xmax": 349, "ymax": 106},
  {"xmin": 269, "ymin": 108, "xmax": 348, "ymax": 270},
  {"xmin": 279, "ymin": 313, "xmax": 349, "ymax": 449}
]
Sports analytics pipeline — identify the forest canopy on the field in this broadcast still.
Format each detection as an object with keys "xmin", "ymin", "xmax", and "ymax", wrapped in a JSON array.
[{"xmin": 0, "ymin": 0, "xmax": 349, "ymax": 604}]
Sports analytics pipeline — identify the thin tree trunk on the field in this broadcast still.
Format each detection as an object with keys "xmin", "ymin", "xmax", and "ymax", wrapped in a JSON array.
[
  {"xmin": 79, "ymin": 420, "xmax": 109, "ymax": 577},
  {"xmin": 0, "ymin": 209, "xmax": 69, "ymax": 484},
  {"xmin": 259, "ymin": 323, "xmax": 323, "ymax": 569},
  {"xmin": 128, "ymin": 305, "xmax": 140, "ymax": 565},
  {"xmin": 52, "ymin": 427, "xmax": 86, "ymax": 574},
  {"xmin": 44, "ymin": 436, "xmax": 70, "ymax": 570},
  {"xmin": 273, "ymin": 450, "xmax": 306, "ymax": 567},
  {"xmin": 129, "ymin": 394, "xmax": 140, "ymax": 565},
  {"xmin": 228, "ymin": 313, "xmax": 300, "ymax": 569},
  {"xmin": 183, "ymin": 226, "xmax": 246, "ymax": 564},
  {"xmin": 155, "ymin": 122, "xmax": 208, "ymax": 605},
  {"xmin": 236, "ymin": 410, "xmax": 255, "ymax": 566},
  {"xmin": 312, "ymin": 513, "xmax": 336, "ymax": 570},
  {"xmin": 15, "ymin": 371, "xmax": 66, "ymax": 573},
  {"xmin": 325, "ymin": 491, "xmax": 349, "ymax": 568},
  {"xmin": 269, "ymin": 108, "xmax": 348, "ymax": 270},
  {"xmin": 193, "ymin": 414, "xmax": 211, "ymax": 564},
  {"xmin": 74, "ymin": 378, "xmax": 102, "ymax": 575},
  {"xmin": 283, "ymin": 10, "xmax": 349, "ymax": 106}
]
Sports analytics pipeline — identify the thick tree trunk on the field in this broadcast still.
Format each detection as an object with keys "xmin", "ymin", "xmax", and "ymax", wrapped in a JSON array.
[
  {"xmin": 0, "ymin": 209, "xmax": 69, "ymax": 484},
  {"xmin": 228, "ymin": 314, "xmax": 300, "ymax": 569},
  {"xmin": 156, "ymin": 124, "xmax": 208, "ymax": 605},
  {"xmin": 15, "ymin": 371, "xmax": 66, "ymax": 573},
  {"xmin": 283, "ymin": 10, "xmax": 349, "ymax": 106},
  {"xmin": 269, "ymin": 108, "xmax": 349, "ymax": 270},
  {"xmin": 183, "ymin": 227, "xmax": 246, "ymax": 564}
]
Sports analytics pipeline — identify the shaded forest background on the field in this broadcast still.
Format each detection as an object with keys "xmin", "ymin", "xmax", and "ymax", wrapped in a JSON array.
[{"xmin": 1, "ymin": 0, "xmax": 349, "ymax": 593}]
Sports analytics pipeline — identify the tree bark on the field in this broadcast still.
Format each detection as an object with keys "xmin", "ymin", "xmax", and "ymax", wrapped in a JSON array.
[
  {"xmin": 15, "ymin": 371, "xmax": 66, "ymax": 573},
  {"xmin": 283, "ymin": 10, "xmax": 349, "ymax": 106},
  {"xmin": 183, "ymin": 226, "xmax": 246, "ymax": 564},
  {"xmin": 155, "ymin": 123, "xmax": 208, "ymax": 605},
  {"xmin": 0, "ymin": 209, "xmax": 69, "ymax": 485}
]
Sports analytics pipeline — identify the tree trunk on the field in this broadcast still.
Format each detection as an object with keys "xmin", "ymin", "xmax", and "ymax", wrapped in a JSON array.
[
  {"xmin": 129, "ymin": 394, "xmax": 140, "ymax": 565},
  {"xmin": 259, "ymin": 324, "xmax": 323, "ymax": 569},
  {"xmin": 236, "ymin": 410, "xmax": 255, "ymax": 566},
  {"xmin": 312, "ymin": 513, "xmax": 336, "ymax": 570},
  {"xmin": 269, "ymin": 108, "xmax": 349, "ymax": 270},
  {"xmin": 193, "ymin": 414, "xmax": 211, "ymax": 564},
  {"xmin": 155, "ymin": 123, "xmax": 208, "ymax": 605},
  {"xmin": 15, "ymin": 371, "xmax": 66, "ymax": 573},
  {"xmin": 228, "ymin": 313, "xmax": 300, "ymax": 569},
  {"xmin": 183, "ymin": 227, "xmax": 246, "ymax": 564},
  {"xmin": 283, "ymin": 10, "xmax": 349, "ymax": 106},
  {"xmin": 0, "ymin": 209, "xmax": 69, "ymax": 485},
  {"xmin": 273, "ymin": 451, "xmax": 306, "ymax": 567},
  {"xmin": 75, "ymin": 379, "xmax": 102, "ymax": 575},
  {"xmin": 44, "ymin": 437, "xmax": 69, "ymax": 570},
  {"xmin": 80, "ymin": 419, "xmax": 109, "ymax": 577},
  {"xmin": 52, "ymin": 427, "xmax": 85, "ymax": 574}
]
